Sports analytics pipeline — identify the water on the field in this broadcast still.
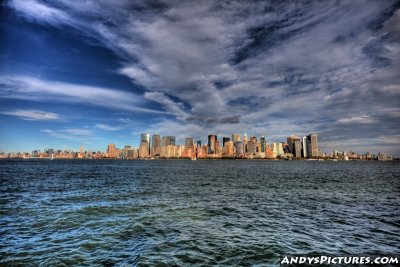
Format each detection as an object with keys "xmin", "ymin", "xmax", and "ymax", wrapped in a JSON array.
[{"xmin": 1, "ymin": 159, "xmax": 399, "ymax": 266}]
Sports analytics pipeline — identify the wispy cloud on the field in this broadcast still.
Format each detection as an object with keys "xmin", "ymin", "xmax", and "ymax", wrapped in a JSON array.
[
  {"xmin": 0, "ymin": 109, "xmax": 59, "ymax": 121},
  {"xmin": 94, "ymin": 123, "xmax": 121, "ymax": 131},
  {"xmin": 0, "ymin": 75, "xmax": 164, "ymax": 114},
  {"xmin": 41, "ymin": 128, "xmax": 93, "ymax": 141}
]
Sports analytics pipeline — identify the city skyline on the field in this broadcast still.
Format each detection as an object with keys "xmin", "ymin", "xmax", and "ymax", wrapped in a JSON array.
[{"xmin": 1, "ymin": 1, "xmax": 399, "ymax": 155}]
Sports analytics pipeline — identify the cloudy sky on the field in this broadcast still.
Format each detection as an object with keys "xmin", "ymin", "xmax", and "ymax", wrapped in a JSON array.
[{"xmin": 0, "ymin": 0, "xmax": 399, "ymax": 155}]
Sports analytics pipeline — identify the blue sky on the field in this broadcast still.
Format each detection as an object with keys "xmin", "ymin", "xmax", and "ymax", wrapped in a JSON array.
[{"xmin": 0, "ymin": 0, "xmax": 399, "ymax": 155}]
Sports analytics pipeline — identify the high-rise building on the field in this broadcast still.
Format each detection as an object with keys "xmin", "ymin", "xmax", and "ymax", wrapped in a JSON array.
[
  {"xmin": 302, "ymin": 136, "xmax": 308, "ymax": 158},
  {"xmin": 151, "ymin": 134, "xmax": 161, "ymax": 157},
  {"xmin": 197, "ymin": 140, "xmax": 201, "ymax": 147},
  {"xmin": 294, "ymin": 140, "xmax": 302, "ymax": 158},
  {"xmin": 260, "ymin": 135, "xmax": 266, "ymax": 153},
  {"xmin": 235, "ymin": 141, "xmax": 244, "ymax": 156},
  {"xmin": 287, "ymin": 135, "xmax": 300, "ymax": 154},
  {"xmin": 222, "ymin": 137, "xmax": 230, "ymax": 147},
  {"xmin": 223, "ymin": 141, "xmax": 234, "ymax": 156},
  {"xmin": 107, "ymin": 143, "xmax": 116, "ymax": 158},
  {"xmin": 185, "ymin": 137, "xmax": 194, "ymax": 147},
  {"xmin": 243, "ymin": 133, "xmax": 248, "ymax": 153},
  {"xmin": 162, "ymin": 136, "xmax": 176, "ymax": 146},
  {"xmin": 208, "ymin": 135, "xmax": 217, "ymax": 154},
  {"xmin": 140, "ymin": 133, "xmax": 150, "ymax": 155},
  {"xmin": 308, "ymin": 133, "xmax": 318, "ymax": 158},
  {"xmin": 232, "ymin": 134, "xmax": 241, "ymax": 143}
]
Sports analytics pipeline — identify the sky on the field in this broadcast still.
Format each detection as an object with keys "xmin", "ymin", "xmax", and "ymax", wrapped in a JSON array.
[{"xmin": 0, "ymin": 0, "xmax": 399, "ymax": 155}]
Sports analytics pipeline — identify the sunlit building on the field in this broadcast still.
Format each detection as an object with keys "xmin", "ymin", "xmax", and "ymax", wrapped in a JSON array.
[
  {"xmin": 308, "ymin": 133, "xmax": 318, "ymax": 158},
  {"xmin": 208, "ymin": 135, "xmax": 217, "ymax": 154}
]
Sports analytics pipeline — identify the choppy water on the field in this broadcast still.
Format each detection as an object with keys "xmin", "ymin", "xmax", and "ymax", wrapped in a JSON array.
[{"xmin": 0, "ymin": 159, "xmax": 399, "ymax": 266}]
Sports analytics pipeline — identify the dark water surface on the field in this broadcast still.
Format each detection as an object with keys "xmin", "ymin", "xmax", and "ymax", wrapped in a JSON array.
[{"xmin": 1, "ymin": 159, "xmax": 399, "ymax": 266}]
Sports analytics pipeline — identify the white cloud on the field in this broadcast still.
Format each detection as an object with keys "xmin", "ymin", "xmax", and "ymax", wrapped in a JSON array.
[
  {"xmin": 0, "ymin": 75, "xmax": 164, "ymax": 114},
  {"xmin": 95, "ymin": 124, "xmax": 121, "ymax": 131},
  {"xmin": 0, "ymin": 109, "xmax": 59, "ymax": 120}
]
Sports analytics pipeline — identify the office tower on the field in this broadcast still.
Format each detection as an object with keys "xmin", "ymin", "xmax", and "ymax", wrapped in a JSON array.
[
  {"xmin": 235, "ymin": 141, "xmax": 244, "ymax": 156},
  {"xmin": 107, "ymin": 143, "xmax": 116, "ymax": 158},
  {"xmin": 185, "ymin": 137, "xmax": 194, "ymax": 147},
  {"xmin": 139, "ymin": 142, "xmax": 150, "ymax": 158},
  {"xmin": 208, "ymin": 135, "xmax": 217, "ymax": 154},
  {"xmin": 287, "ymin": 135, "xmax": 300, "ymax": 154},
  {"xmin": 162, "ymin": 136, "xmax": 176, "ymax": 146},
  {"xmin": 151, "ymin": 134, "xmax": 161, "ymax": 157},
  {"xmin": 152, "ymin": 134, "xmax": 161, "ymax": 148},
  {"xmin": 294, "ymin": 140, "xmax": 302, "ymax": 158},
  {"xmin": 224, "ymin": 141, "xmax": 234, "ymax": 156},
  {"xmin": 308, "ymin": 133, "xmax": 319, "ymax": 157},
  {"xmin": 141, "ymin": 133, "xmax": 150, "ymax": 145},
  {"xmin": 222, "ymin": 137, "xmax": 230, "ymax": 147},
  {"xmin": 232, "ymin": 134, "xmax": 241, "ymax": 143},
  {"xmin": 302, "ymin": 136, "xmax": 308, "ymax": 158},
  {"xmin": 197, "ymin": 140, "xmax": 201, "ymax": 147},
  {"xmin": 215, "ymin": 140, "xmax": 221, "ymax": 156},
  {"xmin": 140, "ymin": 133, "xmax": 150, "ymax": 155},
  {"xmin": 260, "ymin": 135, "xmax": 266, "ymax": 153},
  {"xmin": 243, "ymin": 132, "xmax": 248, "ymax": 153}
]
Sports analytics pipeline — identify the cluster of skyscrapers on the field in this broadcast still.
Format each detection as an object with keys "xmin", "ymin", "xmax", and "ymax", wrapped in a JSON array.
[{"xmin": 108, "ymin": 133, "xmax": 319, "ymax": 159}]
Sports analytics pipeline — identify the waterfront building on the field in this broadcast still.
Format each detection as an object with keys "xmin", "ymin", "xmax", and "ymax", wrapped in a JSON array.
[
  {"xmin": 139, "ymin": 141, "xmax": 150, "ymax": 158},
  {"xmin": 302, "ymin": 136, "xmax": 308, "ymax": 158},
  {"xmin": 243, "ymin": 133, "xmax": 248, "ymax": 153},
  {"xmin": 208, "ymin": 135, "xmax": 217, "ymax": 154},
  {"xmin": 185, "ymin": 137, "xmax": 194, "ymax": 147},
  {"xmin": 222, "ymin": 137, "xmax": 230, "ymax": 147},
  {"xmin": 235, "ymin": 141, "xmax": 244, "ymax": 157},
  {"xmin": 287, "ymin": 135, "xmax": 300, "ymax": 154},
  {"xmin": 307, "ymin": 133, "xmax": 318, "ymax": 158},
  {"xmin": 232, "ymin": 134, "xmax": 241, "ymax": 143},
  {"xmin": 260, "ymin": 135, "xmax": 266, "ymax": 153},
  {"xmin": 197, "ymin": 140, "xmax": 201, "ymax": 147},
  {"xmin": 223, "ymin": 140, "xmax": 234, "ymax": 157},
  {"xmin": 162, "ymin": 136, "xmax": 176, "ymax": 146},
  {"xmin": 151, "ymin": 134, "xmax": 161, "ymax": 157},
  {"xmin": 271, "ymin": 142, "xmax": 284, "ymax": 158},
  {"xmin": 107, "ymin": 143, "xmax": 116, "ymax": 158},
  {"xmin": 294, "ymin": 140, "xmax": 302, "ymax": 158}
]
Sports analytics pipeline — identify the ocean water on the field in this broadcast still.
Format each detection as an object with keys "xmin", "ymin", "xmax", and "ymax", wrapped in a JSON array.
[{"xmin": 0, "ymin": 159, "xmax": 399, "ymax": 266}]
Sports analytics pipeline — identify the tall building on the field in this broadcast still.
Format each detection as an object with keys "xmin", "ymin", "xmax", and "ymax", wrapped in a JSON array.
[
  {"xmin": 302, "ymin": 136, "xmax": 308, "ymax": 158},
  {"xmin": 197, "ymin": 140, "xmax": 201, "ymax": 147},
  {"xmin": 208, "ymin": 135, "xmax": 217, "ymax": 154},
  {"xmin": 243, "ymin": 133, "xmax": 248, "ymax": 153},
  {"xmin": 222, "ymin": 137, "xmax": 230, "ymax": 147},
  {"xmin": 260, "ymin": 135, "xmax": 266, "ymax": 153},
  {"xmin": 107, "ymin": 143, "xmax": 116, "ymax": 158},
  {"xmin": 223, "ymin": 141, "xmax": 234, "ymax": 156},
  {"xmin": 232, "ymin": 134, "xmax": 241, "ymax": 143},
  {"xmin": 151, "ymin": 134, "xmax": 161, "ymax": 157},
  {"xmin": 308, "ymin": 133, "xmax": 318, "ymax": 158},
  {"xmin": 185, "ymin": 137, "xmax": 194, "ymax": 147},
  {"xmin": 162, "ymin": 136, "xmax": 176, "ymax": 146},
  {"xmin": 294, "ymin": 140, "xmax": 302, "ymax": 158},
  {"xmin": 235, "ymin": 141, "xmax": 244, "ymax": 157},
  {"xmin": 140, "ymin": 133, "xmax": 150, "ymax": 155},
  {"xmin": 287, "ymin": 135, "xmax": 300, "ymax": 154}
]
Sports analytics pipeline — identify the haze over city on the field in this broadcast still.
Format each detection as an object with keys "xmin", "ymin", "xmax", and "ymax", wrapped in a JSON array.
[{"xmin": 0, "ymin": 0, "xmax": 399, "ymax": 155}]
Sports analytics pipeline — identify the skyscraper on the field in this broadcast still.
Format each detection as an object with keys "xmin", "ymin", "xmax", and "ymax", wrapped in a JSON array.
[
  {"xmin": 260, "ymin": 135, "xmax": 266, "ymax": 153},
  {"xmin": 185, "ymin": 137, "xmax": 194, "ymax": 147},
  {"xmin": 287, "ymin": 135, "xmax": 300, "ymax": 154},
  {"xmin": 197, "ymin": 140, "xmax": 201, "ymax": 147},
  {"xmin": 232, "ymin": 134, "xmax": 241, "ymax": 143},
  {"xmin": 243, "ymin": 132, "xmax": 248, "ymax": 153},
  {"xmin": 308, "ymin": 133, "xmax": 319, "ymax": 158},
  {"xmin": 151, "ymin": 134, "xmax": 161, "ymax": 157},
  {"xmin": 208, "ymin": 135, "xmax": 217, "ymax": 154},
  {"xmin": 162, "ymin": 136, "xmax": 176, "ymax": 146},
  {"xmin": 302, "ymin": 136, "xmax": 308, "ymax": 158},
  {"xmin": 294, "ymin": 140, "xmax": 302, "ymax": 158},
  {"xmin": 140, "ymin": 133, "xmax": 150, "ymax": 155},
  {"xmin": 222, "ymin": 137, "xmax": 230, "ymax": 147}
]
